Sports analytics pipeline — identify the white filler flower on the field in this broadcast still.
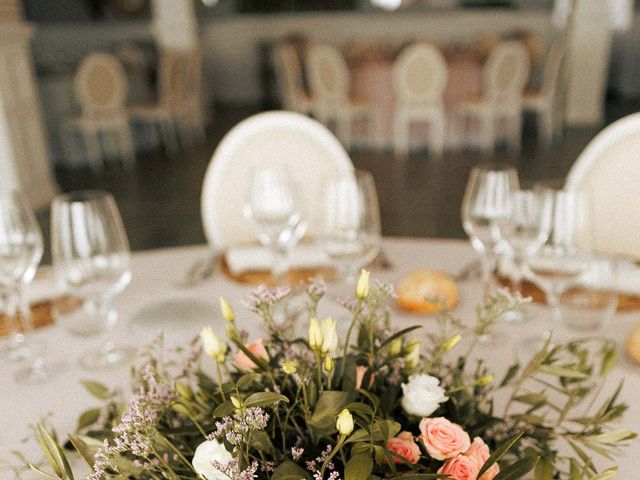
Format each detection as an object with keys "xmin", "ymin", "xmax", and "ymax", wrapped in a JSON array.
[{"xmin": 401, "ymin": 373, "xmax": 448, "ymax": 417}]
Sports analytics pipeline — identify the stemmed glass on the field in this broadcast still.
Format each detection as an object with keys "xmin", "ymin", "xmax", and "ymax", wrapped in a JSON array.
[
  {"xmin": 320, "ymin": 170, "xmax": 381, "ymax": 290},
  {"xmin": 244, "ymin": 165, "xmax": 307, "ymax": 284},
  {"xmin": 496, "ymin": 189, "xmax": 553, "ymax": 321},
  {"xmin": 0, "ymin": 191, "xmax": 59, "ymax": 383},
  {"xmin": 51, "ymin": 191, "xmax": 134, "ymax": 370},
  {"xmin": 461, "ymin": 164, "xmax": 519, "ymax": 300},
  {"xmin": 521, "ymin": 189, "xmax": 591, "ymax": 347}
]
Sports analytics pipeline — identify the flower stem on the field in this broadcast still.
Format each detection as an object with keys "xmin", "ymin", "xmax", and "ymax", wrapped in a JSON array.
[{"xmin": 215, "ymin": 361, "xmax": 226, "ymax": 401}]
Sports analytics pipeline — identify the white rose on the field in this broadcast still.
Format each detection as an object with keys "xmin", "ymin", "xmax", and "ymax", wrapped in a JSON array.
[
  {"xmin": 192, "ymin": 439, "xmax": 233, "ymax": 480},
  {"xmin": 401, "ymin": 373, "xmax": 448, "ymax": 417}
]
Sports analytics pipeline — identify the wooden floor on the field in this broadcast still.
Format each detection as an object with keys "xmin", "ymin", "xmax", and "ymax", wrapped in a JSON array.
[{"xmin": 39, "ymin": 99, "xmax": 638, "ymax": 262}]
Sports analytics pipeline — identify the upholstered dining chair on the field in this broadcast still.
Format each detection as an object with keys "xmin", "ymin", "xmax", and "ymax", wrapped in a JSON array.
[
  {"xmin": 457, "ymin": 41, "xmax": 530, "ymax": 153},
  {"xmin": 201, "ymin": 111, "xmax": 355, "ymax": 250},
  {"xmin": 565, "ymin": 112, "xmax": 640, "ymax": 258},
  {"xmin": 64, "ymin": 52, "xmax": 135, "ymax": 170},
  {"xmin": 305, "ymin": 43, "xmax": 379, "ymax": 150},
  {"xmin": 522, "ymin": 39, "xmax": 567, "ymax": 146},
  {"xmin": 273, "ymin": 43, "xmax": 312, "ymax": 115},
  {"xmin": 392, "ymin": 43, "xmax": 448, "ymax": 158},
  {"xmin": 129, "ymin": 49, "xmax": 205, "ymax": 154}
]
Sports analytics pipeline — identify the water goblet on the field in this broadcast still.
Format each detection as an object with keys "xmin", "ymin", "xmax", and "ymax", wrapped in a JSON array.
[
  {"xmin": 320, "ymin": 170, "xmax": 381, "ymax": 292},
  {"xmin": 51, "ymin": 190, "xmax": 134, "ymax": 370},
  {"xmin": 244, "ymin": 165, "xmax": 307, "ymax": 284},
  {"xmin": 0, "ymin": 190, "xmax": 62, "ymax": 383}
]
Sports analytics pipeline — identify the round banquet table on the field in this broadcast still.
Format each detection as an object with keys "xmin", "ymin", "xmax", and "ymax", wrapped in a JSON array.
[{"xmin": 1, "ymin": 238, "xmax": 639, "ymax": 476}]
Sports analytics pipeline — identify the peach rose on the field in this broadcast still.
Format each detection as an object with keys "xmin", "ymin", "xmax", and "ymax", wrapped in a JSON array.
[
  {"xmin": 387, "ymin": 431, "xmax": 421, "ymax": 464},
  {"xmin": 234, "ymin": 338, "xmax": 268, "ymax": 371},
  {"xmin": 465, "ymin": 437, "xmax": 500, "ymax": 480},
  {"xmin": 355, "ymin": 366, "xmax": 375, "ymax": 389},
  {"xmin": 437, "ymin": 454, "xmax": 480, "ymax": 480},
  {"xmin": 419, "ymin": 417, "xmax": 470, "ymax": 461}
]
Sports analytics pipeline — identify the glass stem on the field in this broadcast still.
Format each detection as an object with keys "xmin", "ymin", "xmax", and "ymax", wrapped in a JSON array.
[
  {"xmin": 88, "ymin": 297, "xmax": 117, "ymax": 353},
  {"xmin": 544, "ymin": 289, "xmax": 562, "ymax": 340},
  {"xmin": 511, "ymin": 255, "xmax": 524, "ymax": 295},
  {"xmin": 480, "ymin": 251, "xmax": 495, "ymax": 300},
  {"xmin": 271, "ymin": 245, "xmax": 289, "ymax": 284}
]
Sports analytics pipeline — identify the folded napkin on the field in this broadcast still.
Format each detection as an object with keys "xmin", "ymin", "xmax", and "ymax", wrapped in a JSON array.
[{"xmin": 226, "ymin": 245, "xmax": 332, "ymax": 276}]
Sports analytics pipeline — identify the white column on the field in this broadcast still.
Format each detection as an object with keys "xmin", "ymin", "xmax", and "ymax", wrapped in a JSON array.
[
  {"xmin": 0, "ymin": 4, "xmax": 57, "ymax": 210},
  {"xmin": 151, "ymin": 0, "xmax": 199, "ymax": 51},
  {"xmin": 562, "ymin": 0, "xmax": 631, "ymax": 126}
]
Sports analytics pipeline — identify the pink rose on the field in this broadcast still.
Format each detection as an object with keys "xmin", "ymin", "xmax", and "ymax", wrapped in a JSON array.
[
  {"xmin": 387, "ymin": 431, "xmax": 421, "ymax": 464},
  {"xmin": 437, "ymin": 454, "xmax": 480, "ymax": 480},
  {"xmin": 355, "ymin": 366, "xmax": 375, "ymax": 389},
  {"xmin": 464, "ymin": 437, "xmax": 500, "ymax": 480},
  {"xmin": 234, "ymin": 339, "xmax": 268, "ymax": 371},
  {"xmin": 419, "ymin": 417, "xmax": 471, "ymax": 461}
]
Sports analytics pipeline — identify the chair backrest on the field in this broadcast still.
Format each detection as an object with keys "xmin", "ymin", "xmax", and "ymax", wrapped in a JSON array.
[
  {"xmin": 273, "ymin": 43, "xmax": 306, "ymax": 111},
  {"xmin": 483, "ymin": 41, "xmax": 530, "ymax": 106},
  {"xmin": 74, "ymin": 52, "xmax": 128, "ymax": 114},
  {"xmin": 305, "ymin": 44, "xmax": 350, "ymax": 107},
  {"xmin": 392, "ymin": 43, "xmax": 448, "ymax": 106},
  {"xmin": 201, "ymin": 111, "xmax": 355, "ymax": 250},
  {"xmin": 539, "ymin": 39, "xmax": 567, "ymax": 98},
  {"xmin": 565, "ymin": 112, "xmax": 640, "ymax": 258}
]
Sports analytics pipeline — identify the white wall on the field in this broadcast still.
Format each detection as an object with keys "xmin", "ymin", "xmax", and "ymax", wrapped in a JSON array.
[{"xmin": 200, "ymin": 10, "xmax": 555, "ymax": 104}]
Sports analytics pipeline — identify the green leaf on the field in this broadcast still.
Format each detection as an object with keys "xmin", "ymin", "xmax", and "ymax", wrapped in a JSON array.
[
  {"xmin": 271, "ymin": 460, "xmax": 312, "ymax": 480},
  {"xmin": 76, "ymin": 408, "xmax": 100, "ymax": 431},
  {"xmin": 494, "ymin": 454, "xmax": 539, "ymax": 480},
  {"xmin": 68, "ymin": 434, "xmax": 143, "ymax": 476},
  {"xmin": 590, "ymin": 429, "xmax": 636, "ymax": 444},
  {"xmin": 538, "ymin": 365, "xmax": 588, "ymax": 379},
  {"xmin": 534, "ymin": 456, "xmax": 554, "ymax": 480},
  {"xmin": 500, "ymin": 363, "xmax": 520, "ymax": 387},
  {"xmin": 80, "ymin": 380, "xmax": 111, "ymax": 400},
  {"xmin": 588, "ymin": 467, "xmax": 618, "ymax": 480},
  {"xmin": 378, "ymin": 326, "xmax": 421, "ymax": 350},
  {"xmin": 213, "ymin": 400, "xmax": 235, "ymax": 418},
  {"xmin": 36, "ymin": 424, "xmax": 74, "ymax": 480},
  {"xmin": 250, "ymin": 430, "xmax": 274, "ymax": 453},
  {"xmin": 243, "ymin": 392, "xmax": 289, "ymax": 408},
  {"xmin": 478, "ymin": 432, "xmax": 524, "ymax": 478},
  {"xmin": 308, "ymin": 391, "xmax": 355, "ymax": 439},
  {"xmin": 345, "ymin": 452, "xmax": 373, "ymax": 480},
  {"xmin": 236, "ymin": 372, "xmax": 262, "ymax": 388}
]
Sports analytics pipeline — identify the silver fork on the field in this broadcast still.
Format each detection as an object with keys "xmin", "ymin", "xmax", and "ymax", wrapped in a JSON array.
[{"xmin": 176, "ymin": 251, "xmax": 220, "ymax": 288}]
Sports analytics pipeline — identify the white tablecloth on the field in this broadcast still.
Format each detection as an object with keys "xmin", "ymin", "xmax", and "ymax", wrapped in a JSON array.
[{"xmin": 2, "ymin": 238, "xmax": 639, "ymax": 476}]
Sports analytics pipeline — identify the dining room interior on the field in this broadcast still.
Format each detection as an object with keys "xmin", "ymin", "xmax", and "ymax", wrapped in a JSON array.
[{"xmin": 2, "ymin": 0, "xmax": 640, "ymax": 479}]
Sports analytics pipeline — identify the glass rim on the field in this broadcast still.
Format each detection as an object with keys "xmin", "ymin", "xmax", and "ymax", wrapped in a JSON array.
[{"xmin": 53, "ymin": 190, "xmax": 114, "ymax": 204}]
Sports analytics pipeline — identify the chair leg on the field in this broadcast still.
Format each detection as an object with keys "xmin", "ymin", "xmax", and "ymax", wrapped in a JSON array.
[
  {"xmin": 508, "ymin": 113, "xmax": 522, "ymax": 152},
  {"xmin": 82, "ymin": 128, "xmax": 103, "ymax": 172},
  {"xmin": 430, "ymin": 116, "xmax": 445, "ymax": 159},
  {"xmin": 160, "ymin": 119, "xmax": 179, "ymax": 156},
  {"xmin": 393, "ymin": 113, "xmax": 409, "ymax": 158},
  {"xmin": 538, "ymin": 106, "xmax": 554, "ymax": 146},
  {"xmin": 117, "ymin": 125, "xmax": 136, "ymax": 168},
  {"xmin": 479, "ymin": 113, "xmax": 495, "ymax": 154}
]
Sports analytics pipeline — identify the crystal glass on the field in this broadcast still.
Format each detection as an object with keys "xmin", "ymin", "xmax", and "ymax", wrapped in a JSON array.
[
  {"xmin": 244, "ymin": 165, "xmax": 307, "ymax": 283},
  {"xmin": 0, "ymin": 190, "xmax": 60, "ymax": 383},
  {"xmin": 496, "ymin": 189, "xmax": 553, "ymax": 321},
  {"xmin": 461, "ymin": 164, "xmax": 519, "ymax": 299},
  {"xmin": 321, "ymin": 170, "xmax": 381, "ymax": 288},
  {"xmin": 521, "ymin": 189, "xmax": 591, "ymax": 346},
  {"xmin": 51, "ymin": 190, "xmax": 134, "ymax": 369}
]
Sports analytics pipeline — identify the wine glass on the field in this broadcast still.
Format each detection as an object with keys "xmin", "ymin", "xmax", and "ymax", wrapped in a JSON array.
[
  {"xmin": 0, "ymin": 190, "xmax": 61, "ymax": 383},
  {"xmin": 320, "ymin": 170, "xmax": 381, "ymax": 290},
  {"xmin": 243, "ymin": 165, "xmax": 307, "ymax": 283},
  {"xmin": 461, "ymin": 164, "xmax": 519, "ymax": 300},
  {"xmin": 495, "ymin": 189, "xmax": 553, "ymax": 321},
  {"xmin": 51, "ymin": 190, "xmax": 134, "ymax": 370},
  {"xmin": 521, "ymin": 189, "xmax": 591, "ymax": 347}
]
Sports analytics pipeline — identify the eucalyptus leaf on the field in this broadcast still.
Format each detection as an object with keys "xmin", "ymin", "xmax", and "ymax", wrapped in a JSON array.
[
  {"xmin": 494, "ymin": 454, "xmax": 539, "ymax": 480},
  {"xmin": 243, "ymin": 391, "xmax": 289, "ymax": 408},
  {"xmin": 79, "ymin": 380, "xmax": 111, "ymax": 400},
  {"xmin": 538, "ymin": 365, "xmax": 588, "ymax": 379},
  {"xmin": 76, "ymin": 409, "xmax": 100, "ymax": 431},
  {"xmin": 478, "ymin": 432, "xmax": 524, "ymax": 478}
]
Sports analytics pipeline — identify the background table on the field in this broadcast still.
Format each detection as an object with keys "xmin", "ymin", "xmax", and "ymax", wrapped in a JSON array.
[{"xmin": 1, "ymin": 237, "xmax": 639, "ymax": 477}]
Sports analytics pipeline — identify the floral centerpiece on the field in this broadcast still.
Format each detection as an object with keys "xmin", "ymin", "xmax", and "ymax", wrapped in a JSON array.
[{"xmin": 28, "ymin": 271, "xmax": 634, "ymax": 480}]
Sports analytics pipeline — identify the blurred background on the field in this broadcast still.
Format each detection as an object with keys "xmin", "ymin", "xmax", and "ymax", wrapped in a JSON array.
[{"xmin": 2, "ymin": 0, "xmax": 639, "ymax": 261}]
